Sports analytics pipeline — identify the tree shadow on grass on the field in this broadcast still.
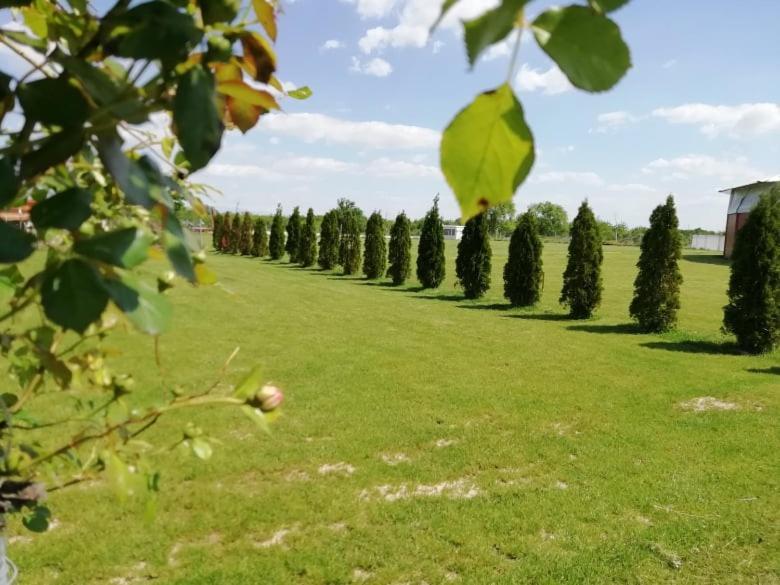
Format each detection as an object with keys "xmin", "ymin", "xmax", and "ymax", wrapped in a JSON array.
[
  {"xmin": 682, "ymin": 254, "xmax": 730, "ymax": 267},
  {"xmin": 567, "ymin": 323, "xmax": 642, "ymax": 334},
  {"xmin": 412, "ymin": 294, "xmax": 464, "ymax": 302},
  {"xmin": 360, "ymin": 281, "xmax": 399, "ymax": 288},
  {"xmin": 502, "ymin": 313, "xmax": 572, "ymax": 322},
  {"xmin": 457, "ymin": 303, "xmax": 514, "ymax": 311},
  {"xmin": 640, "ymin": 340, "xmax": 741, "ymax": 355},
  {"xmin": 747, "ymin": 366, "xmax": 780, "ymax": 375}
]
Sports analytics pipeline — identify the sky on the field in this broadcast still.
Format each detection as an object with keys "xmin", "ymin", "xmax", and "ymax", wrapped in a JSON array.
[{"xmin": 196, "ymin": 0, "xmax": 780, "ymax": 230}]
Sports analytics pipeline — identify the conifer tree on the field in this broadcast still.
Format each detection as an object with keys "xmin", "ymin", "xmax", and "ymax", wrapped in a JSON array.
[
  {"xmin": 723, "ymin": 189, "xmax": 780, "ymax": 353},
  {"xmin": 341, "ymin": 212, "xmax": 362, "ymax": 275},
  {"xmin": 630, "ymin": 195, "xmax": 683, "ymax": 332},
  {"xmin": 221, "ymin": 212, "xmax": 232, "ymax": 252},
  {"xmin": 238, "ymin": 212, "xmax": 253, "ymax": 255},
  {"xmin": 318, "ymin": 210, "xmax": 340, "ymax": 269},
  {"xmin": 252, "ymin": 217, "xmax": 268, "ymax": 257},
  {"xmin": 504, "ymin": 211, "xmax": 544, "ymax": 306},
  {"xmin": 229, "ymin": 212, "xmax": 241, "ymax": 254},
  {"xmin": 363, "ymin": 211, "xmax": 387, "ymax": 279},
  {"xmin": 212, "ymin": 212, "xmax": 223, "ymax": 252},
  {"xmin": 285, "ymin": 206, "xmax": 302, "ymax": 263},
  {"xmin": 299, "ymin": 208, "xmax": 318, "ymax": 267},
  {"xmin": 269, "ymin": 205, "xmax": 286, "ymax": 260},
  {"xmin": 456, "ymin": 212, "xmax": 492, "ymax": 299},
  {"xmin": 417, "ymin": 196, "xmax": 446, "ymax": 288},
  {"xmin": 560, "ymin": 201, "xmax": 603, "ymax": 318},
  {"xmin": 387, "ymin": 212, "xmax": 412, "ymax": 285}
]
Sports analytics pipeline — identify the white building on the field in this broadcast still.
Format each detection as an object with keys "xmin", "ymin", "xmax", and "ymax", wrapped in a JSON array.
[{"xmin": 443, "ymin": 225, "xmax": 464, "ymax": 240}]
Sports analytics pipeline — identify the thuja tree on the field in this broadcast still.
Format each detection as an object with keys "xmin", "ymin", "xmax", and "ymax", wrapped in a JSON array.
[
  {"xmin": 318, "ymin": 210, "xmax": 340, "ymax": 270},
  {"xmin": 456, "ymin": 212, "xmax": 492, "ymax": 299},
  {"xmin": 239, "ymin": 212, "xmax": 253, "ymax": 256},
  {"xmin": 363, "ymin": 212, "xmax": 387, "ymax": 279},
  {"xmin": 269, "ymin": 206, "xmax": 286, "ymax": 260},
  {"xmin": 285, "ymin": 206, "xmax": 302, "ymax": 263},
  {"xmin": 252, "ymin": 218, "xmax": 269, "ymax": 258},
  {"xmin": 299, "ymin": 208, "xmax": 318, "ymax": 267},
  {"xmin": 0, "ymin": 0, "xmax": 306, "ymax": 551},
  {"xmin": 387, "ymin": 212, "xmax": 412, "ymax": 285},
  {"xmin": 417, "ymin": 196, "xmax": 446, "ymax": 288},
  {"xmin": 212, "ymin": 212, "xmax": 224, "ymax": 251},
  {"xmin": 341, "ymin": 212, "xmax": 362, "ymax": 275},
  {"xmin": 504, "ymin": 211, "xmax": 544, "ymax": 306},
  {"xmin": 229, "ymin": 212, "xmax": 242, "ymax": 254},
  {"xmin": 560, "ymin": 201, "xmax": 603, "ymax": 318},
  {"xmin": 723, "ymin": 189, "xmax": 780, "ymax": 353},
  {"xmin": 629, "ymin": 196, "xmax": 683, "ymax": 332},
  {"xmin": 220, "ymin": 212, "xmax": 233, "ymax": 252}
]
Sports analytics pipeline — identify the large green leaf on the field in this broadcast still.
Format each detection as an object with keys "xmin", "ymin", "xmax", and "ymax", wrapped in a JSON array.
[
  {"xmin": 463, "ymin": 0, "xmax": 528, "ymax": 67},
  {"xmin": 20, "ymin": 129, "xmax": 85, "ymax": 179},
  {"xmin": 96, "ymin": 135, "xmax": 162, "ymax": 208},
  {"xmin": 0, "ymin": 70, "xmax": 13, "ymax": 127},
  {"xmin": 532, "ymin": 5, "xmax": 631, "ymax": 92},
  {"xmin": 74, "ymin": 228, "xmax": 153, "ymax": 268},
  {"xmin": 0, "ymin": 221, "xmax": 35, "ymax": 263},
  {"xmin": 101, "ymin": 276, "xmax": 172, "ymax": 335},
  {"xmin": 17, "ymin": 77, "xmax": 89, "ymax": 128},
  {"xmin": 173, "ymin": 65, "xmax": 223, "ymax": 172},
  {"xmin": 440, "ymin": 83, "xmax": 534, "ymax": 220},
  {"xmin": 163, "ymin": 213, "xmax": 196, "ymax": 282},
  {"xmin": 41, "ymin": 259, "xmax": 109, "ymax": 332},
  {"xmin": 199, "ymin": 0, "xmax": 240, "ymax": 25},
  {"xmin": 105, "ymin": 1, "xmax": 202, "ymax": 70},
  {"xmin": 30, "ymin": 187, "xmax": 93, "ymax": 230},
  {"xmin": 0, "ymin": 156, "xmax": 18, "ymax": 207}
]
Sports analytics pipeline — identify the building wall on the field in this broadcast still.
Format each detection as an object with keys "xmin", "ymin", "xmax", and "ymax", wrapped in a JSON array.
[
  {"xmin": 691, "ymin": 234, "xmax": 725, "ymax": 252},
  {"xmin": 724, "ymin": 212, "xmax": 750, "ymax": 258}
]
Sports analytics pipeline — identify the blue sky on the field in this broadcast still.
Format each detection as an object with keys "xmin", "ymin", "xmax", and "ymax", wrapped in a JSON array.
[{"xmin": 199, "ymin": 0, "xmax": 780, "ymax": 229}]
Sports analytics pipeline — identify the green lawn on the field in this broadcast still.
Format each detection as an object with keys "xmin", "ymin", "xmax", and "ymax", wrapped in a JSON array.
[{"xmin": 11, "ymin": 241, "xmax": 779, "ymax": 584}]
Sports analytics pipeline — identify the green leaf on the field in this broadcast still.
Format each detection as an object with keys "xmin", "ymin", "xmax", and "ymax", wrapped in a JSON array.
[
  {"xmin": 0, "ymin": 70, "xmax": 14, "ymax": 127},
  {"xmin": 30, "ymin": 187, "xmax": 93, "ymax": 230},
  {"xmin": 287, "ymin": 86, "xmax": 313, "ymax": 100},
  {"xmin": 96, "ymin": 135, "xmax": 162, "ymax": 208},
  {"xmin": 104, "ymin": 451, "xmax": 142, "ymax": 503},
  {"xmin": 532, "ymin": 5, "xmax": 631, "ymax": 92},
  {"xmin": 0, "ymin": 265, "xmax": 23, "ymax": 291},
  {"xmin": 199, "ymin": 0, "xmax": 240, "ymax": 25},
  {"xmin": 17, "ymin": 77, "xmax": 89, "ymax": 128},
  {"xmin": 22, "ymin": 505, "xmax": 51, "ymax": 533},
  {"xmin": 463, "ymin": 0, "xmax": 528, "ymax": 67},
  {"xmin": 105, "ymin": 1, "xmax": 202, "ymax": 70},
  {"xmin": 0, "ymin": 221, "xmax": 35, "ymax": 263},
  {"xmin": 74, "ymin": 228, "xmax": 153, "ymax": 268},
  {"xmin": 41, "ymin": 259, "xmax": 109, "ymax": 332},
  {"xmin": 20, "ymin": 129, "xmax": 85, "ymax": 179},
  {"xmin": 589, "ymin": 0, "xmax": 630, "ymax": 13},
  {"xmin": 240, "ymin": 405, "xmax": 270, "ymax": 435},
  {"xmin": 190, "ymin": 437, "xmax": 213, "ymax": 460},
  {"xmin": 163, "ymin": 213, "xmax": 196, "ymax": 282},
  {"xmin": 440, "ymin": 83, "xmax": 534, "ymax": 220},
  {"xmin": 173, "ymin": 65, "xmax": 223, "ymax": 172},
  {"xmin": 0, "ymin": 156, "xmax": 18, "ymax": 207},
  {"xmin": 234, "ymin": 366, "xmax": 263, "ymax": 399},
  {"xmin": 101, "ymin": 276, "xmax": 172, "ymax": 335},
  {"xmin": 431, "ymin": 0, "xmax": 460, "ymax": 32}
]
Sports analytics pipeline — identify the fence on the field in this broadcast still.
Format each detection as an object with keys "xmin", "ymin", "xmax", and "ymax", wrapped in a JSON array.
[{"xmin": 690, "ymin": 234, "xmax": 725, "ymax": 253}]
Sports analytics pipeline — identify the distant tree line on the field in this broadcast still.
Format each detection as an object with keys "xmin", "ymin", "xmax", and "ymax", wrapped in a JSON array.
[{"xmin": 209, "ymin": 189, "xmax": 778, "ymax": 354}]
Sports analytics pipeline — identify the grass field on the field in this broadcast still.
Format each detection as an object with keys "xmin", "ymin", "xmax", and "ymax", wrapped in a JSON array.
[{"xmin": 10, "ymin": 241, "xmax": 779, "ymax": 584}]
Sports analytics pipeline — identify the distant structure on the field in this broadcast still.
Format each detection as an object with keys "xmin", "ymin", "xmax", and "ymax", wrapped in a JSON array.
[
  {"xmin": 691, "ymin": 234, "xmax": 725, "ymax": 253},
  {"xmin": 720, "ymin": 180, "xmax": 779, "ymax": 258},
  {"xmin": 443, "ymin": 224, "xmax": 464, "ymax": 241},
  {"xmin": 0, "ymin": 201, "xmax": 33, "ymax": 231}
]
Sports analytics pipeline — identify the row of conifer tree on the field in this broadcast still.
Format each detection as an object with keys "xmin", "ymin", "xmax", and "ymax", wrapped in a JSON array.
[{"xmin": 210, "ymin": 190, "xmax": 779, "ymax": 355}]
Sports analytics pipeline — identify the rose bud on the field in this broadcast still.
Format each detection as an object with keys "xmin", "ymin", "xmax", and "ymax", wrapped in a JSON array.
[{"xmin": 254, "ymin": 385, "xmax": 283, "ymax": 413}]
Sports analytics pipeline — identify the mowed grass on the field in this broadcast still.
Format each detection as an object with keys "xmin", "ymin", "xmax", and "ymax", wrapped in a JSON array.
[{"xmin": 10, "ymin": 241, "xmax": 779, "ymax": 584}]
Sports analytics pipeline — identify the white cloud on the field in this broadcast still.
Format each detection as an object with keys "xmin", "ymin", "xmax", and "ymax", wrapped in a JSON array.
[
  {"xmin": 356, "ymin": 0, "xmax": 500, "ymax": 54},
  {"xmin": 432, "ymin": 40, "xmax": 444, "ymax": 54},
  {"xmin": 363, "ymin": 157, "xmax": 439, "ymax": 177},
  {"xmin": 516, "ymin": 64, "xmax": 572, "ymax": 95},
  {"xmin": 321, "ymin": 39, "xmax": 346, "ymax": 51},
  {"xmin": 532, "ymin": 171, "xmax": 604, "ymax": 186},
  {"xmin": 481, "ymin": 30, "xmax": 529, "ymax": 62},
  {"xmin": 652, "ymin": 103, "xmax": 780, "ymax": 139},
  {"xmin": 606, "ymin": 183, "xmax": 657, "ymax": 193},
  {"xmin": 258, "ymin": 112, "xmax": 440, "ymax": 150},
  {"xmin": 350, "ymin": 56, "xmax": 394, "ymax": 77},
  {"xmin": 339, "ymin": 0, "xmax": 398, "ymax": 19},
  {"xmin": 662, "ymin": 58, "xmax": 677, "ymax": 69},
  {"xmin": 593, "ymin": 110, "xmax": 639, "ymax": 133},
  {"xmin": 642, "ymin": 154, "xmax": 764, "ymax": 183}
]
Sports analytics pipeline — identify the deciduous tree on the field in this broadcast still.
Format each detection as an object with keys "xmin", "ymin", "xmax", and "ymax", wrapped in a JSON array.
[
  {"xmin": 528, "ymin": 202, "xmax": 569, "ymax": 237},
  {"xmin": 417, "ymin": 196, "xmax": 446, "ymax": 289},
  {"xmin": 363, "ymin": 212, "xmax": 387, "ymax": 279},
  {"xmin": 630, "ymin": 196, "xmax": 683, "ymax": 332},
  {"xmin": 560, "ymin": 201, "xmax": 603, "ymax": 318},
  {"xmin": 456, "ymin": 212, "xmax": 492, "ymax": 299},
  {"xmin": 504, "ymin": 212, "xmax": 544, "ymax": 306},
  {"xmin": 387, "ymin": 212, "xmax": 412, "ymax": 285},
  {"xmin": 723, "ymin": 189, "xmax": 780, "ymax": 353}
]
